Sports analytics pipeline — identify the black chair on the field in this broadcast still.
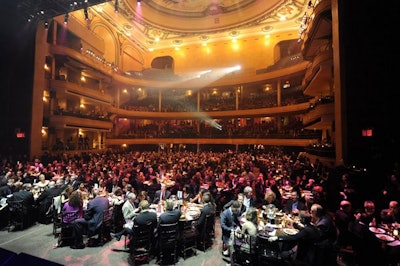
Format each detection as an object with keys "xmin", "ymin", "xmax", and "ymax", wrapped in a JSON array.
[
  {"xmin": 158, "ymin": 222, "xmax": 179, "ymax": 265},
  {"xmin": 180, "ymin": 218, "xmax": 198, "ymax": 259},
  {"xmin": 87, "ymin": 206, "xmax": 113, "ymax": 247},
  {"xmin": 57, "ymin": 210, "xmax": 80, "ymax": 247},
  {"xmin": 197, "ymin": 213, "xmax": 215, "ymax": 251},
  {"xmin": 111, "ymin": 203, "xmax": 124, "ymax": 234},
  {"xmin": 129, "ymin": 221, "xmax": 156, "ymax": 265},
  {"xmin": 52, "ymin": 196, "xmax": 62, "ymax": 236},
  {"xmin": 257, "ymin": 234, "xmax": 287, "ymax": 266},
  {"xmin": 7, "ymin": 200, "xmax": 24, "ymax": 231},
  {"xmin": 232, "ymin": 231, "xmax": 258, "ymax": 266}
]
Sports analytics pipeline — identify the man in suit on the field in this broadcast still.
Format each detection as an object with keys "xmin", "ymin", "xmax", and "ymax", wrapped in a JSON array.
[
  {"xmin": 71, "ymin": 188, "xmax": 110, "ymax": 249},
  {"xmin": 35, "ymin": 179, "xmax": 65, "ymax": 224},
  {"xmin": 153, "ymin": 183, "xmax": 171, "ymax": 204},
  {"xmin": 270, "ymin": 211, "xmax": 320, "ymax": 265},
  {"xmin": 310, "ymin": 203, "xmax": 337, "ymax": 266},
  {"xmin": 7, "ymin": 183, "xmax": 36, "ymax": 229},
  {"xmin": 220, "ymin": 200, "xmax": 241, "ymax": 256},
  {"xmin": 283, "ymin": 190, "xmax": 307, "ymax": 215},
  {"xmin": 159, "ymin": 199, "xmax": 181, "ymax": 225},
  {"xmin": 197, "ymin": 192, "xmax": 216, "ymax": 234},
  {"xmin": 111, "ymin": 199, "xmax": 157, "ymax": 241}
]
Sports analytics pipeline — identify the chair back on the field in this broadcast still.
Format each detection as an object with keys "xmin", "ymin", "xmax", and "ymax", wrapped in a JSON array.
[
  {"xmin": 111, "ymin": 203, "xmax": 124, "ymax": 233},
  {"xmin": 180, "ymin": 218, "xmax": 198, "ymax": 259},
  {"xmin": 159, "ymin": 222, "xmax": 179, "ymax": 264},
  {"xmin": 7, "ymin": 200, "xmax": 24, "ymax": 231},
  {"xmin": 198, "ymin": 213, "xmax": 215, "ymax": 251},
  {"xmin": 130, "ymin": 221, "xmax": 156, "ymax": 264},
  {"xmin": 232, "ymin": 231, "xmax": 257, "ymax": 266},
  {"xmin": 57, "ymin": 210, "xmax": 81, "ymax": 247}
]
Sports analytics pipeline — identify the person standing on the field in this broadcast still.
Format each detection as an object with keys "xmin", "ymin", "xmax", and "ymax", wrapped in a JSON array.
[{"xmin": 220, "ymin": 200, "xmax": 241, "ymax": 257}]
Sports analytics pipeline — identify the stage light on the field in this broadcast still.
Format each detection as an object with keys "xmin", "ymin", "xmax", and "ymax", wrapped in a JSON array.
[
  {"xmin": 64, "ymin": 13, "xmax": 69, "ymax": 24},
  {"xmin": 137, "ymin": 0, "xmax": 141, "ymax": 5},
  {"xmin": 115, "ymin": 0, "xmax": 119, "ymax": 13},
  {"xmin": 84, "ymin": 8, "xmax": 89, "ymax": 20}
]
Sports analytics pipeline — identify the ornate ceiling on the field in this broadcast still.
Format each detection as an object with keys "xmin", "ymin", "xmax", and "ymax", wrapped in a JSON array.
[
  {"xmin": 16, "ymin": 0, "xmax": 309, "ymax": 50},
  {"xmin": 86, "ymin": 0, "xmax": 308, "ymax": 51}
]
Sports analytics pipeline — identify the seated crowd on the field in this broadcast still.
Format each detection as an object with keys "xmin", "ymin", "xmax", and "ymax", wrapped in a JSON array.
[{"xmin": 1, "ymin": 148, "xmax": 400, "ymax": 265}]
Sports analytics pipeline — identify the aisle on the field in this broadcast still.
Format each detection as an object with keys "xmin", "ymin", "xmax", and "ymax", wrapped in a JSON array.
[{"xmin": 0, "ymin": 217, "xmax": 226, "ymax": 266}]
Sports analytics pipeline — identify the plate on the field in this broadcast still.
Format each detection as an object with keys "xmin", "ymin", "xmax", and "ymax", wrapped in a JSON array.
[
  {"xmin": 376, "ymin": 234, "xmax": 395, "ymax": 242},
  {"xmin": 283, "ymin": 228, "xmax": 299, "ymax": 235},
  {"xmin": 387, "ymin": 240, "xmax": 400, "ymax": 247},
  {"xmin": 369, "ymin": 227, "xmax": 385, "ymax": 234}
]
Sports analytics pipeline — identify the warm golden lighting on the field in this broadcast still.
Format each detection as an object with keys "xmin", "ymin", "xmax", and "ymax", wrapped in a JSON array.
[
  {"xmin": 43, "ymin": 96, "xmax": 47, "ymax": 102},
  {"xmin": 122, "ymin": 143, "xmax": 127, "ymax": 147},
  {"xmin": 123, "ymin": 89, "xmax": 128, "ymax": 93},
  {"xmin": 41, "ymin": 128, "xmax": 47, "ymax": 136},
  {"xmin": 44, "ymin": 64, "xmax": 50, "ymax": 71},
  {"xmin": 80, "ymin": 76, "xmax": 86, "ymax": 82},
  {"xmin": 80, "ymin": 103, "xmax": 85, "ymax": 108},
  {"xmin": 148, "ymin": 48, "xmax": 154, "ymax": 52}
]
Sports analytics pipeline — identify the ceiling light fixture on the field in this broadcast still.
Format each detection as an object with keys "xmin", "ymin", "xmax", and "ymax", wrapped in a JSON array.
[
  {"xmin": 137, "ymin": 0, "xmax": 141, "ymax": 6},
  {"xmin": 64, "ymin": 13, "xmax": 69, "ymax": 24},
  {"xmin": 84, "ymin": 8, "xmax": 89, "ymax": 20},
  {"xmin": 114, "ymin": 0, "xmax": 119, "ymax": 13}
]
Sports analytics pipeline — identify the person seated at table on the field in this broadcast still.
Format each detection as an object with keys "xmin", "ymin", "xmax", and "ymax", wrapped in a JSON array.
[
  {"xmin": 71, "ymin": 188, "xmax": 110, "ymax": 249},
  {"xmin": 223, "ymin": 193, "xmax": 247, "ymax": 217},
  {"xmin": 62, "ymin": 190, "xmax": 83, "ymax": 223},
  {"xmin": 261, "ymin": 189, "xmax": 282, "ymax": 211},
  {"xmin": 348, "ymin": 208, "xmax": 388, "ymax": 266},
  {"xmin": 190, "ymin": 188, "xmax": 208, "ymax": 204},
  {"xmin": 7, "ymin": 183, "xmax": 36, "ymax": 230},
  {"xmin": 159, "ymin": 199, "xmax": 182, "ymax": 225},
  {"xmin": 181, "ymin": 184, "xmax": 194, "ymax": 202},
  {"xmin": 361, "ymin": 200, "xmax": 381, "ymax": 226},
  {"xmin": 380, "ymin": 200, "xmax": 400, "ymax": 224},
  {"xmin": 111, "ymin": 199, "xmax": 157, "ymax": 241},
  {"xmin": 60, "ymin": 184, "xmax": 74, "ymax": 207},
  {"xmin": 220, "ymin": 200, "xmax": 241, "ymax": 257},
  {"xmin": 283, "ymin": 190, "xmax": 306, "ymax": 215},
  {"xmin": 153, "ymin": 183, "xmax": 171, "ymax": 204},
  {"xmin": 240, "ymin": 207, "xmax": 258, "ymax": 238},
  {"xmin": 334, "ymin": 200, "xmax": 355, "ymax": 248},
  {"xmin": 269, "ymin": 211, "xmax": 320, "ymax": 265},
  {"xmin": 197, "ymin": 192, "xmax": 216, "ymax": 232},
  {"xmin": 310, "ymin": 203, "xmax": 337, "ymax": 266},
  {"xmin": 242, "ymin": 186, "xmax": 256, "ymax": 209}
]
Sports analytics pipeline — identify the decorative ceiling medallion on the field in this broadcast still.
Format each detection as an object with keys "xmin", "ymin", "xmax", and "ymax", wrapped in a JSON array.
[
  {"xmin": 229, "ymin": 31, "xmax": 240, "ymax": 37},
  {"xmin": 199, "ymin": 35, "xmax": 209, "ymax": 41},
  {"xmin": 172, "ymin": 40, "xmax": 182, "ymax": 46},
  {"xmin": 262, "ymin": 26, "xmax": 273, "ymax": 32}
]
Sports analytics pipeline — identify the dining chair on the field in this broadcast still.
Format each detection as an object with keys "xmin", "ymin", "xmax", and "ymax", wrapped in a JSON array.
[
  {"xmin": 129, "ymin": 221, "xmax": 156, "ymax": 265},
  {"xmin": 57, "ymin": 210, "xmax": 80, "ymax": 247},
  {"xmin": 180, "ymin": 218, "xmax": 198, "ymax": 259},
  {"xmin": 232, "ymin": 231, "xmax": 257, "ymax": 266},
  {"xmin": 7, "ymin": 200, "xmax": 25, "ymax": 231},
  {"xmin": 197, "ymin": 213, "xmax": 215, "ymax": 251},
  {"xmin": 158, "ymin": 222, "xmax": 179, "ymax": 265}
]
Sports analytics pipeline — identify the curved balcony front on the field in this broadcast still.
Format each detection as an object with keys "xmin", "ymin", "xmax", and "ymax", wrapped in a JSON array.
[{"xmin": 49, "ymin": 115, "xmax": 113, "ymax": 131}]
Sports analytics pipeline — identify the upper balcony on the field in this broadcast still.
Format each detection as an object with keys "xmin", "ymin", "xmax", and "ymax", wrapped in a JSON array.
[{"xmin": 301, "ymin": 0, "xmax": 332, "ymax": 61}]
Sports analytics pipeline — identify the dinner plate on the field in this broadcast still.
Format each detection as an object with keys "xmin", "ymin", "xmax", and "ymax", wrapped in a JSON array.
[
  {"xmin": 369, "ymin": 227, "xmax": 385, "ymax": 234},
  {"xmin": 376, "ymin": 234, "xmax": 395, "ymax": 242},
  {"xmin": 283, "ymin": 228, "xmax": 299, "ymax": 235},
  {"xmin": 387, "ymin": 240, "xmax": 400, "ymax": 247}
]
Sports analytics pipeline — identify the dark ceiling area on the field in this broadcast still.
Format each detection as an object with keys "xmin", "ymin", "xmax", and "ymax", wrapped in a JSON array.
[{"xmin": 15, "ymin": 0, "xmax": 111, "ymax": 23}]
